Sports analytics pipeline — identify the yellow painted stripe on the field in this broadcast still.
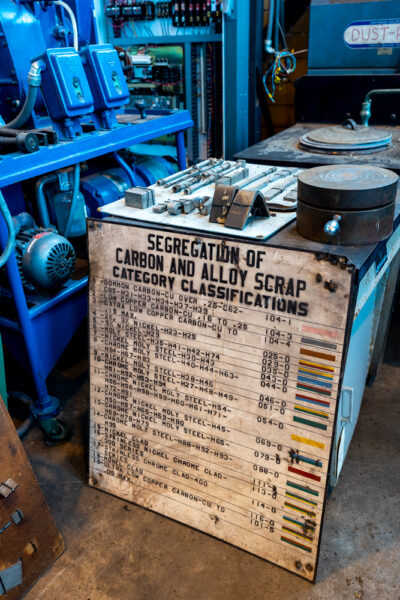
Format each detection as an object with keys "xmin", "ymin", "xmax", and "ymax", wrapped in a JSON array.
[
  {"xmin": 299, "ymin": 359, "xmax": 334, "ymax": 372},
  {"xmin": 294, "ymin": 405, "xmax": 329, "ymax": 418},
  {"xmin": 285, "ymin": 492, "xmax": 317, "ymax": 506},
  {"xmin": 291, "ymin": 433, "xmax": 325, "ymax": 450},
  {"xmin": 281, "ymin": 527, "xmax": 313, "ymax": 542},
  {"xmin": 284, "ymin": 502, "xmax": 315, "ymax": 517},
  {"xmin": 298, "ymin": 367, "xmax": 333, "ymax": 379}
]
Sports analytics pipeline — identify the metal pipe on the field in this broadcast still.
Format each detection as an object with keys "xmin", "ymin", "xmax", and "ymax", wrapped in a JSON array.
[
  {"xmin": 0, "ymin": 191, "xmax": 15, "ymax": 268},
  {"xmin": 360, "ymin": 88, "xmax": 400, "ymax": 126},
  {"xmin": 199, "ymin": 45, "xmax": 207, "ymax": 135},
  {"xmin": 239, "ymin": 167, "xmax": 277, "ymax": 189},
  {"xmin": 35, "ymin": 174, "xmax": 57, "ymax": 228},
  {"xmin": 163, "ymin": 159, "xmax": 223, "ymax": 189},
  {"xmin": 113, "ymin": 151, "xmax": 136, "ymax": 186},
  {"xmin": 63, "ymin": 163, "xmax": 81, "ymax": 238},
  {"xmin": 158, "ymin": 158, "xmax": 214, "ymax": 185}
]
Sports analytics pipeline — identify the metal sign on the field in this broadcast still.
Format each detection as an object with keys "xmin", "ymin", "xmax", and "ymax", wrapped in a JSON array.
[
  {"xmin": 88, "ymin": 220, "xmax": 353, "ymax": 581},
  {"xmin": 344, "ymin": 19, "xmax": 400, "ymax": 48}
]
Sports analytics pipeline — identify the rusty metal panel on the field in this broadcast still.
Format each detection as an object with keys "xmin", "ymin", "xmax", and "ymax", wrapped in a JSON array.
[
  {"xmin": 88, "ymin": 219, "xmax": 354, "ymax": 581},
  {"xmin": 0, "ymin": 399, "xmax": 64, "ymax": 599}
]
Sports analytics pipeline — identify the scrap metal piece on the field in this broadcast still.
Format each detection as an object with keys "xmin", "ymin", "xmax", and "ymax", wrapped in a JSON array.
[
  {"xmin": 125, "ymin": 186, "xmax": 155, "ymax": 209},
  {"xmin": 217, "ymin": 167, "xmax": 249, "ymax": 186},
  {"xmin": 199, "ymin": 197, "xmax": 213, "ymax": 216},
  {"xmin": 225, "ymin": 190, "xmax": 270, "ymax": 230},
  {"xmin": 152, "ymin": 202, "xmax": 168, "ymax": 213},
  {"xmin": 0, "ymin": 479, "xmax": 18, "ymax": 498},
  {"xmin": 209, "ymin": 185, "xmax": 238, "ymax": 223},
  {"xmin": 11, "ymin": 509, "xmax": 24, "ymax": 526},
  {"xmin": 167, "ymin": 200, "xmax": 184, "ymax": 215},
  {"xmin": 183, "ymin": 199, "xmax": 195, "ymax": 214}
]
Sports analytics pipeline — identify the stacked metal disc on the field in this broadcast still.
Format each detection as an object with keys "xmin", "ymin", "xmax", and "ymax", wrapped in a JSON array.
[{"xmin": 296, "ymin": 165, "xmax": 398, "ymax": 245}]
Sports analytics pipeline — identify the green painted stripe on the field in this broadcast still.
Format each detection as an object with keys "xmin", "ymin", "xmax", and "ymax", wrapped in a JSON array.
[
  {"xmin": 283, "ymin": 516, "xmax": 314, "ymax": 530},
  {"xmin": 297, "ymin": 383, "xmax": 331, "ymax": 397},
  {"xmin": 281, "ymin": 536, "xmax": 312, "ymax": 553},
  {"xmin": 287, "ymin": 481, "xmax": 319, "ymax": 497},
  {"xmin": 293, "ymin": 416, "xmax": 327, "ymax": 431},
  {"xmin": 294, "ymin": 406, "xmax": 329, "ymax": 419},
  {"xmin": 286, "ymin": 491, "xmax": 318, "ymax": 507},
  {"xmin": 284, "ymin": 502, "xmax": 315, "ymax": 517}
]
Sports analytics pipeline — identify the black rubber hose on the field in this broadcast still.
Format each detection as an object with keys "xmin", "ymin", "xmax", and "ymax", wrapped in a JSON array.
[
  {"xmin": 4, "ymin": 85, "xmax": 39, "ymax": 130},
  {"xmin": 0, "ymin": 62, "xmax": 41, "ymax": 131}
]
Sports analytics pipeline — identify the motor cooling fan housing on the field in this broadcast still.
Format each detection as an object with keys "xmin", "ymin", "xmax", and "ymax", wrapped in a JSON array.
[{"xmin": 16, "ymin": 228, "xmax": 76, "ymax": 291}]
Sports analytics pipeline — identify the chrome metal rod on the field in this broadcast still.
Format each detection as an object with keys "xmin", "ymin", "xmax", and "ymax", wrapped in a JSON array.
[{"xmin": 157, "ymin": 158, "xmax": 214, "ymax": 185}]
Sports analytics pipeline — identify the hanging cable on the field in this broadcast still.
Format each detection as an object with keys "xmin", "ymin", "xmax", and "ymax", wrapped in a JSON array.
[
  {"xmin": 263, "ymin": 50, "xmax": 297, "ymax": 103},
  {"xmin": 52, "ymin": 1, "xmax": 79, "ymax": 51}
]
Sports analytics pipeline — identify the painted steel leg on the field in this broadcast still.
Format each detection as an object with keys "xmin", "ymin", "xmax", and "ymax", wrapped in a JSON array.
[
  {"xmin": 0, "ymin": 213, "xmax": 58, "ymax": 417},
  {"xmin": 176, "ymin": 130, "xmax": 187, "ymax": 171}
]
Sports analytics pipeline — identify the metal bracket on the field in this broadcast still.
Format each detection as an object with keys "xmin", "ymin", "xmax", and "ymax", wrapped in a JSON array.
[{"xmin": 0, "ymin": 560, "xmax": 22, "ymax": 595}]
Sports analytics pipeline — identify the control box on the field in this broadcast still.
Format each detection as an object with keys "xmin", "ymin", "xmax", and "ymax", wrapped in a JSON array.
[
  {"xmin": 41, "ymin": 48, "xmax": 94, "ymax": 121},
  {"xmin": 82, "ymin": 44, "xmax": 130, "ymax": 111}
]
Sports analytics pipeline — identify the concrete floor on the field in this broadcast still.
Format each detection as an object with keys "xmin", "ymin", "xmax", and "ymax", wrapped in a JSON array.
[{"xmin": 22, "ymin": 360, "xmax": 400, "ymax": 600}]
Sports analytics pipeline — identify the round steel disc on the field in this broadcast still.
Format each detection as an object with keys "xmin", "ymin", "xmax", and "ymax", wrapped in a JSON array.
[
  {"xmin": 298, "ymin": 164, "xmax": 398, "ymax": 210},
  {"xmin": 300, "ymin": 124, "xmax": 392, "ymax": 152},
  {"xmin": 296, "ymin": 199, "xmax": 395, "ymax": 245}
]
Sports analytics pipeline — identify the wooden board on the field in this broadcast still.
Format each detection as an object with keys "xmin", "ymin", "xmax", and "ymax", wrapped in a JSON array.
[
  {"xmin": 88, "ymin": 220, "xmax": 353, "ymax": 581},
  {"xmin": 0, "ymin": 399, "xmax": 64, "ymax": 598}
]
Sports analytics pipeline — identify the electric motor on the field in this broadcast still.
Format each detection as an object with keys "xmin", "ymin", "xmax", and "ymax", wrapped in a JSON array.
[{"xmin": 15, "ymin": 228, "xmax": 76, "ymax": 291}]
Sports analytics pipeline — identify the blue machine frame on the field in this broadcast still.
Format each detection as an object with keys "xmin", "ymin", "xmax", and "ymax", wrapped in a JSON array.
[{"xmin": 0, "ymin": 0, "xmax": 193, "ymax": 425}]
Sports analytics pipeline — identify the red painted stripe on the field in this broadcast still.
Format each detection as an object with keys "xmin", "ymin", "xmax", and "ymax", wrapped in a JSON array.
[
  {"xmin": 300, "ymin": 348, "xmax": 336, "ymax": 361},
  {"xmin": 288, "ymin": 466, "xmax": 321, "ymax": 482},
  {"xmin": 302, "ymin": 325, "xmax": 338, "ymax": 339},
  {"xmin": 297, "ymin": 383, "xmax": 331, "ymax": 396},
  {"xmin": 295, "ymin": 393, "xmax": 330, "ymax": 407}
]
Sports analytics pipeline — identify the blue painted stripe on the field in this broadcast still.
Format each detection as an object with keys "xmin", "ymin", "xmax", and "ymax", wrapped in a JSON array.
[
  {"xmin": 295, "ymin": 394, "xmax": 330, "ymax": 407},
  {"xmin": 297, "ymin": 375, "xmax": 332, "ymax": 389}
]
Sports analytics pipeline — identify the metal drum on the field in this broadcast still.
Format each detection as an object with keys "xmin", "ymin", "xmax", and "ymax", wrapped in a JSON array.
[{"xmin": 296, "ymin": 164, "xmax": 398, "ymax": 245}]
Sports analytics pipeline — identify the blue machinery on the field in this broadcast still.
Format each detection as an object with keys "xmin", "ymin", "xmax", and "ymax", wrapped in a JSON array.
[{"xmin": 0, "ymin": 0, "xmax": 193, "ymax": 439}]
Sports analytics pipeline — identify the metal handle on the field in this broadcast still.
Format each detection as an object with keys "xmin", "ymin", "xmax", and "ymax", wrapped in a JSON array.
[
  {"xmin": 342, "ymin": 118, "xmax": 359, "ymax": 131},
  {"xmin": 324, "ymin": 214, "xmax": 341, "ymax": 237}
]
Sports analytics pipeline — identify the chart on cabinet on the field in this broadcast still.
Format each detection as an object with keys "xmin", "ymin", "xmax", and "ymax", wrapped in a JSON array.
[{"xmin": 88, "ymin": 220, "xmax": 352, "ymax": 581}]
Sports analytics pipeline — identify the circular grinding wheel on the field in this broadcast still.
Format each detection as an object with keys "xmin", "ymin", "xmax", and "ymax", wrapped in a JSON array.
[{"xmin": 297, "ymin": 164, "xmax": 398, "ymax": 210}]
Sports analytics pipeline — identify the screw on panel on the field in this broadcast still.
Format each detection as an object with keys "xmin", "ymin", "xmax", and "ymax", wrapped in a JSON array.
[
  {"xmin": 295, "ymin": 560, "xmax": 302, "ymax": 570},
  {"xmin": 306, "ymin": 563, "xmax": 314, "ymax": 572},
  {"xmin": 315, "ymin": 273, "xmax": 322, "ymax": 283}
]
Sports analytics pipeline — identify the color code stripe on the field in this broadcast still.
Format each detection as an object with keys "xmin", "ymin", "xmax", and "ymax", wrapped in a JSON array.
[
  {"xmin": 302, "ymin": 325, "xmax": 338, "ymax": 339},
  {"xmin": 297, "ymin": 383, "xmax": 331, "ymax": 397},
  {"xmin": 288, "ymin": 466, "xmax": 321, "ymax": 482},
  {"xmin": 297, "ymin": 375, "xmax": 332, "ymax": 389},
  {"xmin": 294, "ymin": 405, "xmax": 329, "ymax": 419},
  {"xmin": 292, "ymin": 454, "xmax": 323, "ymax": 468},
  {"xmin": 300, "ymin": 348, "xmax": 336, "ymax": 362},
  {"xmin": 298, "ymin": 367, "xmax": 333, "ymax": 380},
  {"xmin": 284, "ymin": 501, "xmax": 316, "ymax": 518},
  {"xmin": 283, "ymin": 515, "xmax": 315, "ymax": 530},
  {"xmin": 295, "ymin": 393, "xmax": 330, "ymax": 408},
  {"xmin": 293, "ymin": 416, "xmax": 328, "ymax": 431},
  {"xmin": 281, "ymin": 536, "xmax": 312, "ymax": 553},
  {"xmin": 291, "ymin": 434, "xmax": 325, "ymax": 450},
  {"xmin": 282, "ymin": 526, "xmax": 313, "ymax": 542},
  {"xmin": 285, "ymin": 492, "xmax": 318, "ymax": 507},
  {"xmin": 301, "ymin": 336, "xmax": 337, "ymax": 350},
  {"xmin": 287, "ymin": 480, "xmax": 319, "ymax": 497},
  {"xmin": 299, "ymin": 359, "xmax": 334, "ymax": 373}
]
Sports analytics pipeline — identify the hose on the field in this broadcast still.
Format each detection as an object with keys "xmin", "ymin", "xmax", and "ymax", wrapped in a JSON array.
[
  {"xmin": 63, "ymin": 163, "xmax": 80, "ymax": 238},
  {"xmin": 360, "ymin": 88, "xmax": 400, "ymax": 126},
  {"xmin": 35, "ymin": 174, "xmax": 58, "ymax": 228},
  {"xmin": 0, "ymin": 192, "xmax": 16, "ymax": 268},
  {"xmin": 274, "ymin": 0, "xmax": 280, "ymax": 53},
  {"xmin": 113, "ymin": 152, "xmax": 136, "ymax": 187},
  {"xmin": 52, "ymin": 1, "xmax": 78, "ymax": 51},
  {"xmin": 0, "ymin": 62, "xmax": 41, "ymax": 131}
]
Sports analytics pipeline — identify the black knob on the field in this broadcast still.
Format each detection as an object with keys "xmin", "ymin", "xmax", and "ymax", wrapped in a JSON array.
[
  {"xmin": 134, "ymin": 100, "xmax": 147, "ymax": 119},
  {"xmin": 16, "ymin": 132, "xmax": 39, "ymax": 153}
]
